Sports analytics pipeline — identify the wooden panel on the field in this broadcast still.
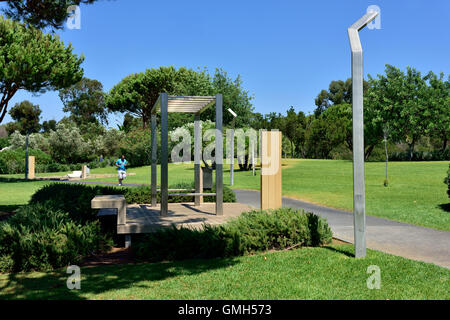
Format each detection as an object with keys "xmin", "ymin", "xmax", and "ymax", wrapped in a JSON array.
[
  {"xmin": 28, "ymin": 156, "xmax": 35, "ymax": 179},
  {"xmin": 260, "ymin": 131, "xmax": 282, "ymax": 210}
]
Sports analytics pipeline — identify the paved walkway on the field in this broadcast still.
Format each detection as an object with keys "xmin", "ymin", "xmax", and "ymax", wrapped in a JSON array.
[{"xmin": 234, "ymin": 189, "xmax": 450, "ymax": 269}]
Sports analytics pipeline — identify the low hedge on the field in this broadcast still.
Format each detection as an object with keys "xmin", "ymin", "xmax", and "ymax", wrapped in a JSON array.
[
  {"xmin": 30, "ymin": 182, "xmax": 236, "ymax": 223},
  {"xmin": 0, "ymin": 148, "xmax": 52, "ymax": 174},
  {"xmin": 134, "ymin": 208, "xmax": 332, "ymax": 262},
  {"xmin": 0, "ymin": 203, "xmax": 110, "ymax": 273}
]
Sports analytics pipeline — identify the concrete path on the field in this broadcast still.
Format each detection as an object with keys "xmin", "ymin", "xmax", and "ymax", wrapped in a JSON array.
[{"xmin": 234, "ymin": 189, "xmax": 450, "ymax": 269}]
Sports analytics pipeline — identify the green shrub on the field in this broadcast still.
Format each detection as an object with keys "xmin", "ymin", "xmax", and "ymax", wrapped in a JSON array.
[
  {"xmin": 0, "ymin": 148, "xmax": 52, "ymax": 174},
  {"xmin": 0, "ymin": 137, "xmax": 9, "ymax": 149},
  {"xmin": 0, "ymin": 203, "xmax": 109, "ymax": 272},
  {"xmin": 30, "ymin": 182, "xmax": 236, "ymax": 223},
  {"xmin": 30, "ymin": 183, "xmax": 121, "ymax": 223},
  {"xmin": 134, "ymin": 208, "xmax": 332, "ymax": 262}
]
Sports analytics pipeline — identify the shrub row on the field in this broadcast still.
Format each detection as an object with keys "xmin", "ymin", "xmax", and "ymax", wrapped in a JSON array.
[
  {"xmin": 0, "ymin": 203, "xmax": 111, "ymax": 273},
  {"xmin": 389, "ymin": 150, "xmax": 450, "ymax": 161},
  {"xmin": 134, "ymin": 208, "xmax": 332, "ymax": 262},
  {"xmin": 30, "ymin": 182, "xmax": 236, "ymax": 224},
  {"xmin": 0, "ymin": 148, "xmax": 52, "ymax": 174},
  {"xmin": 35, "ymin": 157, "xmax": 116, "ymax": 174}
]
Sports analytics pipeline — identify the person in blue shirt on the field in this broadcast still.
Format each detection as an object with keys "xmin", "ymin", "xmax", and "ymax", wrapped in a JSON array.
[{"xmin": 115, "ymin": 155, "xmax": 128, "ymax": 186}]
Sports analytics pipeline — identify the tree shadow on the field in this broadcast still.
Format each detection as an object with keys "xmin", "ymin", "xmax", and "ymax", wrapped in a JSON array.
[
  {"xmin": 437, "ymin": 203, "xmax": 450, "ymax": 212},
  {"xmin": 0, "ymin": 256, "xmax": 239, "ymax": 300}
]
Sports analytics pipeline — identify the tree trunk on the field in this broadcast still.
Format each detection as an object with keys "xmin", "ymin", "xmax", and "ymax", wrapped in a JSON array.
[
  {"xmin": 443, "ymin": 136, "xmax": 448, "ymax": 152},
  {"xmin": 408, "ymin": 141, "xmax": 415, "ymax": 161},
  {"xmin": 364, "ymin": 144, "xmax": 375, "ymax": 161},
  {"xmin": 384, "ymin": 136, "xmax": 388, "ymax": 181},
  {"xmin": 291, "ymin": 140, "xmax": 294, "ymax": 159}
]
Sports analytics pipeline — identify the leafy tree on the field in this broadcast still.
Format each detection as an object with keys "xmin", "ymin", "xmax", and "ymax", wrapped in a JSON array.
[
  {"xmin": 5, "ymin": 100, "xmax": 42, "ymax": 134},
  {"xmin": 367, "ymin": 65, "xmax": 433, "ymax": 160},
  {"xmin": 314, "ymin": 78, "xmax": 369, "ymax": 116},
  {"xmin": 47, "ymin": 122, "xmax": 90, "ymax": 163},
  {"xmin": 42, "ymin": 119, "xmax": 57, "ymax": 133},
  {"xmin": 0, "ymin": 16, "xmax": 84, "ymax": 123},
  {"xmin": 106, "ymin": 66, "xmax": 211, "ymax": 128},
  {"xmin": 306, "ymin": 105, "xmax": 351, "ymax": 159},
  {"xmin": 426, "ymin": 72, "xmax": 449, "ymax": 152},
  {"xmin": 1, "ymin": 0, "xmax": 98, "ymax": 30},
  {"xmin": 59, "ymin": 77, "xmax": 108, "ymax": 125},
  {"xmin": 107, "ymin": 66, "xmax": 254, "ymax": 129},
  {"xmin": 203, "ymin": 69, "xmax": 254, "ymax": 127}
]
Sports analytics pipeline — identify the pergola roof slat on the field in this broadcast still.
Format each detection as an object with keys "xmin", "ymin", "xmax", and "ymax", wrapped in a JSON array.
[{"xmin": 152, "ymin": 95, "xmax": 216, "ymax": 114}]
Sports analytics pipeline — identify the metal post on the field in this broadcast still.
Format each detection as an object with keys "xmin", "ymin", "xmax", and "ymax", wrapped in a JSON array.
[
  {"xmin": 160, "ymin": 93, "xmax": 169, "ymax": 216},
  {"xmin": 215, "ymin": 94, "xmax": 223, "ymax": 215},
  {"xmin": 252, "ymin": 141, "xmax": 255, "ymax": 176},
  {"xmin": 230, "ymin": 118, "xmax": 235, "ymax": 186},
  {"xmin": 194, "ymin": 114, "xmax": 202, "ymax": 206},
  {"xmin": 25, "ymin": 132, "xmax": 29, "ymax": 180},
  {"xmin": 151, "ymin": 113, "xmax": 157, "ymax": 207},
  {"xmin": 348, "ymin": 11, "xmax": 378, "ymax": 258}
]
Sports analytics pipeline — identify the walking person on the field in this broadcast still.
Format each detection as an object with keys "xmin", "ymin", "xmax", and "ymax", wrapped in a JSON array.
[{"xmin": 115, "ymin": 154, "xmax": 128, "ymax": 186}]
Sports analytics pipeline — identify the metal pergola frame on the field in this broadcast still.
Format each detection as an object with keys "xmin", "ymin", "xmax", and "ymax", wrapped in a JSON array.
[{"xmin": 151, "ymin": 93, "xmax": 223, "ymax": 216}]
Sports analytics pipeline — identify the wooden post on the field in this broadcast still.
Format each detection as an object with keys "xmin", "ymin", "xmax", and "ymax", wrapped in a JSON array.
[
  {"xmin": 260, "ymin": 131, "xmax": 282, "ymax": 210},
  {"xmin": 81, "ymin": 165, "xmax": 87, "ymax": 179},
  {"xmin": 28, "ymin": 156, "xmax": 35, "ymax": 179}
]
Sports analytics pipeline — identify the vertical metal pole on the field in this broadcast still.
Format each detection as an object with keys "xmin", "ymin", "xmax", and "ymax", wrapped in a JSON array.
[
  {"xmin": 215, "ymin": 94, "xmax": 223, "ymax": 215},
  {"xmin": 252, "ymin": 141, "xmax": 255, "ymax": 176},
  {"xmin": 230, "ymin": 118, "xmax": 235, "ymax": 186},
  {"xmin": 151, "ymin": 113, "xmax": 157, "ymax": 207},
  {"xmin": 348, "ymin": 11, "xmax": 378, "ymax": 258},
  {"xmin": 25, "ymin": 132, "xmax": 29, "ymax": 180},
  {"xmin": 160, "ymin": 93, "xmax": 169, "ymax": 216},
  {"xmin": 194, "ymin": 114, "xmax": 202, "ymax": 206},
  {"xmin": 351, "ymin": 48, "xmax": 366, "ymax": 258}
]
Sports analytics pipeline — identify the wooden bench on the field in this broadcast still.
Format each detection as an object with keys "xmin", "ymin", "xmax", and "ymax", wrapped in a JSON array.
[{"xmin": 91, "ymin": 195, "xmax": 131, "ymax": 247}]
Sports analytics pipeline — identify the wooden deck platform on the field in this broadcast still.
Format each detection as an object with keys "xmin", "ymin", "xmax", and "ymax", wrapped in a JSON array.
[{"xmin": 113, "ymin": 202, "xmax": 253, "ymax": 234}]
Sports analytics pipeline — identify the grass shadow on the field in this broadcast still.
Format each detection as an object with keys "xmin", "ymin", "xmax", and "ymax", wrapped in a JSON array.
[
  {"xmin": 0, "ymin": 256, "xmax": 240, "ymax": 300},
  {"xmin": 437, "ymin": 203, "xmax": 450, "ymax": 212},
  {"xmin": 322, "ymin": 245, "xmax": 355, "ymax": 258}
]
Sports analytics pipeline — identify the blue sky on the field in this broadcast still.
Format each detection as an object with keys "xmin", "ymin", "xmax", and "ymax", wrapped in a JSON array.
[{"xmin": 2, "ymin": 0, "xmax": 449, "ymax": 127}]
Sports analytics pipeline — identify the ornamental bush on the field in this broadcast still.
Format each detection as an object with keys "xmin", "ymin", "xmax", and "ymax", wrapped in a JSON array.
[
  {"xmin": 0, "ymin": 148, "xmax": 52, "ymax": 174},
  {"xmin": 0, "ymin": 203, "xmax": 109, "ymax": 272},
  {"xmin": 134, "ymin": 208, "xmax": 332, "ymax": 262}
]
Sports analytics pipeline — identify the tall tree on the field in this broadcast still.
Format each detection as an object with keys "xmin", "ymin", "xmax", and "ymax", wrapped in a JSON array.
[
  {"xmin": 202, "ymin": 69, "xmax": 254, "ymax": 127},
  {"xmin": 426, "ymin": 71, "xmax": 449, "ymax": 152},
  {"xmin": 367, "ymin": 65, "xmax": 432, "ymax": 160},
  {"xmin": 59, "ymin": 77, "xmax": 108, "ymax": 125},
  {"xmin": 106, "ymin": 66, "xmax": 212, "ymax": 128},
  {"xmin": 42, "ymin": 119, "xmax": 57, "ymax": 133},
  {"xmin": 0, "ymin": 16, "xmax": 84, "ymax": 123},
  {"xmin": 5, "ymin": 100, "xmax": 41, "ymax": 134},
  {"xmin": 0, "ymin": 0, "xmax": 98, "ymax": 30},
  {"xmin": 314, "ymin": 78, "xmax": 369, "ymax": 116}
]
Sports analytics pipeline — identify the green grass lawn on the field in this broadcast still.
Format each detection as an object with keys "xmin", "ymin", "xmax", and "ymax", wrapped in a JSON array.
[
  {"xmin": 1, "ymin": 244, "xmax": 448, "ymax": 300},
  {"xmin": 1, "ymin": 159, "xmax": 449, "ymax": 231}
]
